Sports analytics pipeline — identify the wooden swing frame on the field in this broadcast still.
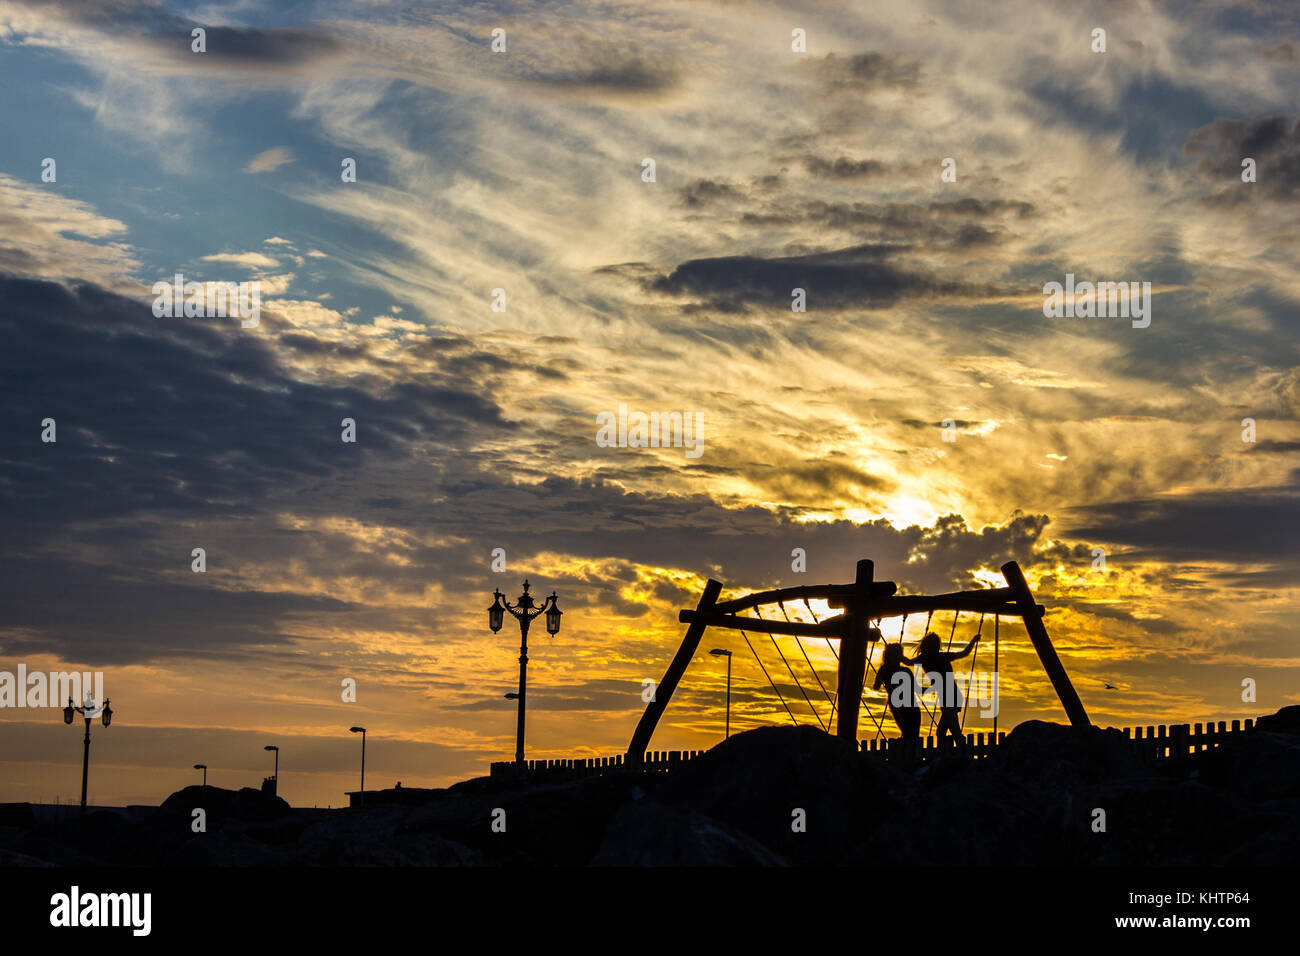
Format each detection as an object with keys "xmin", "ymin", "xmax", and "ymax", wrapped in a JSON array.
[{"xmin": 626, "ymin": 559, "xmax": 1090, "ymax": 763}]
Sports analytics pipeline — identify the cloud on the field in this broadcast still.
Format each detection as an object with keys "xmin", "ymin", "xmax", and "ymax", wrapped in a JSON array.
[
  {"xmin": 644, "ymin": 244, "xmax": 983, "ymax": 312},
  {"xmin": 1067, "ymin": 485, "xmax": 1300, "ymax": 567},
  {"xmin": 807, "ymin": 51, "xmax": 923, "ymax": 92},
  {"xmin": 1184, "ymin": 114, "xmax": 1300, "ymax": 204},
  {"xmin": 0, "ymin": 173, "xmax": 138, "ymax": 286},
  {"xmin": 244, "ymin": 146, "xmax": 295, "ymax": 174},
  {"xmin": 198, "ymin": 251, "xmax": 281, "ymax": 269},
  {"xmin": 799, "ymin": 156, "xmax": 889, "ymax": 180}
]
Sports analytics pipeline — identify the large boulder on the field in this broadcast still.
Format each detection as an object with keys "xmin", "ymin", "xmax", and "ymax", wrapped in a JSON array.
[
  {"xmin": 403, "ymin": 772, "xmax": 638, "ymax": 865},
  {"xmin": 159, "ymin": 785, "xmax": 291, "ymax": 823},
  {"xmin": 989, "ymin": 721, "xmax": 1141, "ymax": 786},
  {"xmin": 656, "ymin": 725, "xmax": 894, "ymax": 864},
  {"xmin": 1255, "ymin": 705, "xmax": 1300, "ymax": 736}
]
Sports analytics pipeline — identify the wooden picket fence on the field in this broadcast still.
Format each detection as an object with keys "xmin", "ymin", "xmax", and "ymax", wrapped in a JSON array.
[
  {"xmin": 490, "ymin": 750, "xmax": 707, "ymax": 779},
  {"xmin": 489, "ymin": 717, "xmax": 1259, "ymax": 778},
  {"xmin": 863, "ymin": 717, "xmax": 1259, "ymax": 763}
]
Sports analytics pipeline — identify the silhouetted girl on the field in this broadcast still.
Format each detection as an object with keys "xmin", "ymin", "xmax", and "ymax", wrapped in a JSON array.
[
  {"xmin": 874, "ymin": 641, "xmax": 920, "ymax": 755},
  {"xmin": 910, "ymin": 631, "xmax": 979, "ymax": 752}
]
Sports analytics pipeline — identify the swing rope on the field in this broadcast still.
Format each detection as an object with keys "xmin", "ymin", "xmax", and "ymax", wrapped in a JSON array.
[
  {"xmin": 960, "ymin": 632, "xmax": 980, "ymax": 732},
  {"xmin": 739, "ymin": 627, "xmax": 799, "ymax": 727},
  {"xmin": 765, "ymin": 625, "xmax": 827, "ymax": 732},
  {"xmin": 993, "ymin": 615, "xmax": 999, "ymax": 739},
  {"xmin": 799, "ymin": 597, "xmax": 886, "ymax": 740},
  {"xmin": 960, "ymin": 613, "xmax": 986, "ymax": 733},
  {"xmin": 779, "ymin": 602, "xmax": 837, "ymax": 718}
]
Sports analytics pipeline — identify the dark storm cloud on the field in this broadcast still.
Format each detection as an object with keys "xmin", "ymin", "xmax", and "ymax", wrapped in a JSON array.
[
  {"xmin": 1184, "ymin": 115, "xmax": 1300, "ymax": 204},
  {"xmin": 740, "ymin": 198, "xmax": 1035, "ymax": 249},
  {"xmin": 0, "ymin": 276, "xmax": 508, "ymax": 530},
  {"xmin": 0, "ymin": 275, "xmax": 515, "ymax": 662},
  {"xmin": 0, "ymin": 555, "xmax": 351, "ymax": 664},
  {"xmin": 7, "ymin": 0, "xmax": 346, "ymax": 71},
  {"xmin": 755, "ymin": 459, "xmax": 894, "ymax": 501},
  {"xmin": 1065, "ymin": 484, "xmax": 1300, "ymax": 567},
  {"xmin": 644, "ymin": 244, "xmax": 979, "ymax": 313},
  {"xmin": 1069, "ymin": 601, "xmax": 1183, "ymax": 636},
  {"xmin": 520, "ymin": 56, "xmax": 680, "ymax": 97},
  {"xmin": 800, "ymin": 156, "xmax": 889, "ymax": 180},
  {"xmin": 809, "ymin": 51, "xmax": 923, "ymax": 92},
  {"xmin": 678, "ymin": 179, "xmax": 746, "ymax": 208}
]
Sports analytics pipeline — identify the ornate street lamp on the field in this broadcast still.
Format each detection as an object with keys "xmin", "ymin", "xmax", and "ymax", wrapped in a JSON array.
[
  {"xmin": 63, "ymin": 694, "xmax": 112, "ymax": 814},
  {"xmin": 488, "ymin": 580, "xmax": 562, "ymax": 766}
]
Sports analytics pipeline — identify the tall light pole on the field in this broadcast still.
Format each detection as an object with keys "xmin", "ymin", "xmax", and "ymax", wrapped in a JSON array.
[
  {"xmin": 264, "ymin": 744, "xmax": 279, "ymax": 796},
  {"xmin": 63, "ymin": 694, "xmax": 112, "ymax": 815},
  {"xmin": 488, "ymin": 579, "xmax": 562, "ymax": 766},
  {"xmin": 349, "ymin": 727, "xmax": 366, "ymax": 806},
  {"xmin": 709, "ymin": 648, "xmax": 733, "ymax": 739},
  {"xmin": 194, "ymin": 763, "xmax": 207, "ymax": 787}
]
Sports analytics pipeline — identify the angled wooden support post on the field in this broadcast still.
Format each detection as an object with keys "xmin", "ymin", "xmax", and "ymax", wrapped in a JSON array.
[
  {"xmin": 834, "ymin": 559, "xmax": 874, "ymax": 744},
  {"xmin": 1000, "ymin": 560, "xmax": 1091, "ymax": 728},
  {"xmin": 625, "ymin": 578, "xmax": 723, "ymax": 765}
]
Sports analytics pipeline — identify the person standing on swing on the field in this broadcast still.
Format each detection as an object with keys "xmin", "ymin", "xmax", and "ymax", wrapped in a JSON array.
[
  {"xmin": 873, "ymin": 635, "xmax": 921, "ymax": 759},
  {"xmin": 910, "ymin": 630, "xmax": 979, "ymax": 752}
]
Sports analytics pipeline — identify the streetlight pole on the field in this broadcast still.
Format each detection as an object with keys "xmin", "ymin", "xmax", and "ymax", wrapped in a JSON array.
[
  {"xmin": 63, "ymin": 695, "xmax": 112, "ymax": 815},
  {"xmin": 488, "ymin": 580, "xmax": 562, "ymax": 767},
  {"xmin": 194, "ymin": 763, "xmax": 207, "ymax": 787},
  {"xmin": 349, "ymin": 727, "xmax": 366, "ymax": 806},
  {"xmin": 710, "ymin": 648, "xmax": 733, "ymax": 739},
  {"xmin": 264, "ymin": 745, "xmax": 279, "ymax": 796}
]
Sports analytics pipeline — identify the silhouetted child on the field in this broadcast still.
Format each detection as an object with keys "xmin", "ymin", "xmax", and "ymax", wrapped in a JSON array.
[
  {"xmin": 910, "ymin": 631, "xmax": 979, "ymax": 752},
  {"xmin": 874, "ymin": 641, "xmax": 921, "ymax": 758}
]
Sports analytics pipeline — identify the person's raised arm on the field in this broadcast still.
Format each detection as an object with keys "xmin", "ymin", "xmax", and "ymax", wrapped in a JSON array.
[{"xmin": 952, "ymin": 633, "xmax": 980, "ymax": 660}]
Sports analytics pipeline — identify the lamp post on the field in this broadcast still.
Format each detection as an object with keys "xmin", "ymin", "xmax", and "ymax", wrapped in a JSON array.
[
  {"xmin": 63, "ymin": 694, "xmax": 112, "ymax": 815},
  {"xmin": 488, "ymin": 579, "xmax": 562, "ymax": 766},
  {"xmin": 194, "ymin": 763, "xmax": 207, "ymax": 787},
  {"xmin": 264, "ymin": 745, "xmax": 279, "ymax": 796},
  {"xmin": 349, "ymin": 727, "xmax": 366, "ymax": 806},
  {"xmin": 709, "ymin": 648, "xmax": 733, "ymax": 739}
]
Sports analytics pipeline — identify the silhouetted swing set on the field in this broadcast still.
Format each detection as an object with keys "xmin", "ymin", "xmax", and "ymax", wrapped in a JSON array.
[{"xmin": 627, "ymin": 559, "xmax": 1090, "ymax": 764}]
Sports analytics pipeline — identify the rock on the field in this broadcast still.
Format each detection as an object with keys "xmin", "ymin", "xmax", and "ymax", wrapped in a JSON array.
[
  {"xmin": 1255, "ymin": 705, "xmax": 1300, "ymax": 736},
  {"xmin": 989, "ymin": 720, "xmax": 1141, "ymax": 787},
  {"xmin": 657, "ymin": 725, "xmax": 893, "ymax": 865},
  {"xmin": 159, "ymin": 785, "xmax": 291, "ymax": 823}
]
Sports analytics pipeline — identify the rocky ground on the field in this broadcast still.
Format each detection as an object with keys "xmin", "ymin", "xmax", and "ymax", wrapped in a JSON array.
[{"xmin": 3, "ymin": 706, "xmax": 1298, "ymax": 866}]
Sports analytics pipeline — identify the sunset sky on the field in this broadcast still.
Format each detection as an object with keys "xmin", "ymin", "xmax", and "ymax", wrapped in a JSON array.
[{"xmin": 1, "ymin": 0, "xmax": 1298, "ymax": 809}]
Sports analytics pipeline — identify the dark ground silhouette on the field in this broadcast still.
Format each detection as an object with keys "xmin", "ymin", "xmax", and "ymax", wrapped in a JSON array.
[{"xmin": 3, "ymin": 705, "xmax": 1298, "ymax": 866}]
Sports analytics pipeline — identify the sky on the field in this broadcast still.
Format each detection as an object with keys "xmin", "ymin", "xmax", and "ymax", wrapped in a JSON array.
[{"xmin": 0, "ymin": 0, "xmax": 1297, "ymax": 809}]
